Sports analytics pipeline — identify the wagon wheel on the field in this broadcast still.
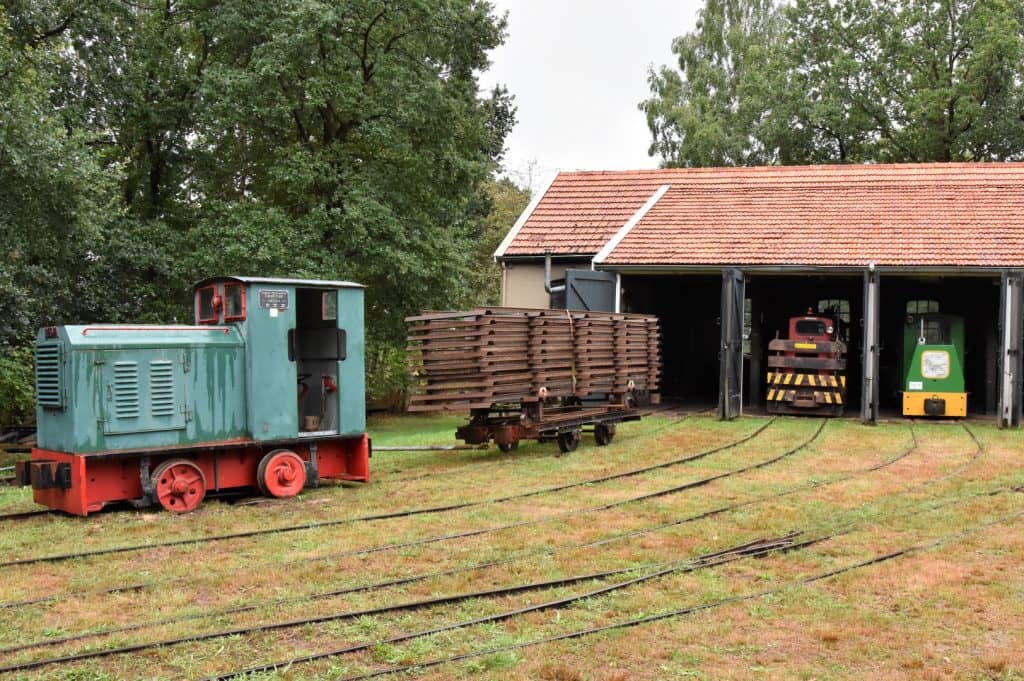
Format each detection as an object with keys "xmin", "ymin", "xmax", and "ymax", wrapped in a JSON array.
[
  {"xmin": 257, "ymin": 449, "xmax": 308, "ymax": 498},
  {"xmin": 152, "ymin": 459, "xmax": 206, "ymax": 513},
  {"xmin": 594, "ymin": 423, "xmax": 616, "ymax": 446},
  {"xmin": 497, "ymin": 440, "xmax": 519, "ymax": 453},
  {"xmin": 557, "ymin": 429, "xmax": 581, "ymax": 454}
]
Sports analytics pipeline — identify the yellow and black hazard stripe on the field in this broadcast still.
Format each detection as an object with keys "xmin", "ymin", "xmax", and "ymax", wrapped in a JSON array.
[{"xmin": 766, "ymin": 371, "xmax": 846, "ymax": 405}]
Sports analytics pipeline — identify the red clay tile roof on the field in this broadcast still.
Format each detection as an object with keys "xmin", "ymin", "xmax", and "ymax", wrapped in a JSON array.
[{"xmin": 500, "ymin": 163, "xmax": 1024, "ymax": 267}]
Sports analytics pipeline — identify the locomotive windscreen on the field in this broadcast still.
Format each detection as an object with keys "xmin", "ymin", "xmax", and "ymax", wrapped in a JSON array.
[{"xmin": 795, "ymin": 320, "xmax": 828, "ymax": 335}]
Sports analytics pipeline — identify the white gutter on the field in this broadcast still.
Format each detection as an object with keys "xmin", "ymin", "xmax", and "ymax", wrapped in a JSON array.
[
  {"xmin": 592, "ymin": 184, "xmax": 671, "ymax": 265},
  {"xmin": 493, "ymin": 171, "xmax": 559, "ymax": 260}
]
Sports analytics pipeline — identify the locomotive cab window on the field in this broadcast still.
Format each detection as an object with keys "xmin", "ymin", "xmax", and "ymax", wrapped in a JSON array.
[
  {"xmin": 907, "ymin": 300, "xmax": 940, "ymax": 314},
  {"xmin": 817, "ymin": 298, "xmax": 850, "ymax": 343},
  {"xmin": 196, "ymin": 285, "xmax": 220, "ymax": 324},
  {"xmin": 795, "ymin": 320, "xmax": 827, "ymax": 336},
  {"xmin": 919, "ymin": 319, "xmax": 951, "ymax": 345},
  {"xmin": 224, "ymin": 284, "xmax": 246, "ymax": 321},
  {"xmin": 322, "ymin": 291, "xmax": 337, "ymax": 321}
]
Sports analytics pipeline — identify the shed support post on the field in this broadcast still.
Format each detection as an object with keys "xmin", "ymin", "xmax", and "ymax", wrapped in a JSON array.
[
  {"xmin": 861, "ymin": 269, "xmax": 880, "ymax": 424},
  {"xmin": 998, "ymin": 271, "xmax": 1023, "ymax": 428},
  {"xmin": 748, "ymin": 292, "xmax": 762, "ymax": 408},
  {"xmin": 718, "ymin": 268, "xmax": 745, "ymax": 420}
]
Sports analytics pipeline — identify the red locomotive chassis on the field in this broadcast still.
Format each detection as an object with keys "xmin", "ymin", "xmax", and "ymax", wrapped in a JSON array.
[{"xmin": 19, "ymin": 435, "xmax": 370, "ymax": 516}]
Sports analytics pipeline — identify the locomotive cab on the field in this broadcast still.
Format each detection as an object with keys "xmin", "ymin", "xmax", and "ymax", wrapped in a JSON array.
[
  {"xmin": 192, "ymin": 278, "xmax": 365, "ymax": 440},
  {"xmin": 789, "ymin": 316, "xmax": 834, "ymax": 343}
]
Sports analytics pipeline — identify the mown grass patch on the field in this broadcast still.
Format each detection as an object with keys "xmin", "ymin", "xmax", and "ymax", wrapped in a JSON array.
[{"xmin": 0, "ymin": 413, "xmax": 1020, "ymax": 680}]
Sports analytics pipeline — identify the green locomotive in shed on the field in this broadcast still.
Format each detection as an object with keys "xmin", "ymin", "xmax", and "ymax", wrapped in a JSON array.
[
  {"xmin": 900, "ymin": 311, "xmax": 967, "ymax": 417},
  {"xmin": 20, "ymin": 277, "xmax": 370, "ymax": 515}
]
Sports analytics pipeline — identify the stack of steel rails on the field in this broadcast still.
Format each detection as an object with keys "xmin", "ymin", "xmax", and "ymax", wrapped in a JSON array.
[{"xmin": 406, "ymin": 308, "xmax": 661, "ymax": 412}]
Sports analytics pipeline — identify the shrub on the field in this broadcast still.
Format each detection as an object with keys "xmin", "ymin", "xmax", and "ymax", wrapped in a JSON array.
[
  {"xmin": 365, "ymin": 340, "xmax": 412, "ymax": 412},
  {"xmin": 0, "ymin": 344, "xmax": 35, "ymax": 425}
]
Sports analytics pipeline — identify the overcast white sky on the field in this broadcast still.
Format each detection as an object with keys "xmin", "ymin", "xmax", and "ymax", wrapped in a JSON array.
[{"xmin": 478, "ymin": 0, "xmax": 703, "ymax": 190}]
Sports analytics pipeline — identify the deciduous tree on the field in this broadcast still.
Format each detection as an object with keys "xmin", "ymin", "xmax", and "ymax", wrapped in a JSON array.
[{"xmin": 645, "ymin": 0, "xmax": 1024, "ymax": 166}]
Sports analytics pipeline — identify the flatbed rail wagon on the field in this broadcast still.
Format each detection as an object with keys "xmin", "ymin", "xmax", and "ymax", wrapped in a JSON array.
[{"xmin": 406, "ymin": 308, "xmax": 661, "ymax": 452}]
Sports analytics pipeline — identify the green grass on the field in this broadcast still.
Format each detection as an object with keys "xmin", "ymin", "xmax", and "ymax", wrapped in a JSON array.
[{"xmin": 0, "ymin": 413, "xmax": 1021, "ymax": 680}]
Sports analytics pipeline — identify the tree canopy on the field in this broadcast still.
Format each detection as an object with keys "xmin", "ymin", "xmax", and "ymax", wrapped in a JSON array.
[
  {"xmin": 0, "ymin": 0, "xmax": 515, "ymax": 353},
  {"xmin": 644, "ymin": 0, "xmax": 1024, "ymax": 167}
]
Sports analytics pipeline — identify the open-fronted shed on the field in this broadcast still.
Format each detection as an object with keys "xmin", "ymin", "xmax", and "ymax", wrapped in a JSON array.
[{"xmin": 496, "ymin": 162, "xmax": 1024, "ymax": 426}]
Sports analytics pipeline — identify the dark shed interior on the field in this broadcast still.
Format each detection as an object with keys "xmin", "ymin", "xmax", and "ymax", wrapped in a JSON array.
[
  {"xmin": 621, "ymin": 271, "xmax": 1001, "ymax": 417},
  {"xmin": 622, "ymin": 275, "xmax": 721, "ymax": 404}
]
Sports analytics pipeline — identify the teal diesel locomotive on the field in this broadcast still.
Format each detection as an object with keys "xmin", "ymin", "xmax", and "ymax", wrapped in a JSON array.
[{"xmin": 19, "ymin": 277, "xmax": 370, "ymax": 515}]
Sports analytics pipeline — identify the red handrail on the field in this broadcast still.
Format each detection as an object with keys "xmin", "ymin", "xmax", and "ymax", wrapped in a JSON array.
[{"xmin": 80, "ymin": 326, "xmax": 232, "ymax": 335}]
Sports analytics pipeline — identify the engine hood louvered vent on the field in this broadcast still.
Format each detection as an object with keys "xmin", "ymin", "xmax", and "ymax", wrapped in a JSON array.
[
  {"xmin": 113, "ymin": 361, "xmax": 140, "ymax": 419},
  {"xmin": 35, "ymin": 343, "xmax": 64, "ymax": 409},
  {"xmin": 150, "ymin": 360, "xmax": 176, "ymax": 417}
]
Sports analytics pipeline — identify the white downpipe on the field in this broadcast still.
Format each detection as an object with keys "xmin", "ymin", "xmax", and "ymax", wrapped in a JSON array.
[{"xmin": 1002, "ymin": 277, "xmax": 1015, "ymax": 425}]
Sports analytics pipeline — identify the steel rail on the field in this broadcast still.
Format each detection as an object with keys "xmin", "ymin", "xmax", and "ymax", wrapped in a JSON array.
[
  {"xmin": 0, "ymin": 416, "xmax": 776, "ymax": 611},
  {"xmin": 0, "ymin": 534, "xmax": 803, "ymax": 674},
  {"xmin": 277, "ymin": 420, "xmax": 824, "ymax": 567},
  {"xmin": 371, "ymin": 407, "xmax": 714, "ymax": 484},
  {"xmin": 0, "ymin": 418, "xmax": 778, "ymax": 568},
  {"xmin": 0, "ymin": 410, "xmax": 710, "ymax": 520},
  {"xmin": 13, "ymin": 415, "xmax": 968, "ymax": 644},
  {"xmin": 330, "ymin": 508, "xmax": 1024, "ymax": 681},
  {"xmin": 0, "ymin": 510, "xmax": 54, "ymax": 522},
  {"xmin": 205, "ymin": 498, "xmax": 1024, "ymax": 681},
  {"xmin": 6, "ymin": 424, "xmax": 1005, "ymax": 671},
  {"xmin": 11, "ymin": 419, "xmax": 923, "ymax": 653}
]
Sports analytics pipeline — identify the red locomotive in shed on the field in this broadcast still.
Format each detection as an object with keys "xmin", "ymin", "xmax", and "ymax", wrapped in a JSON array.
[{"xmin": 766, "ymin": 311, "xmax": 847, "ymax": 416}]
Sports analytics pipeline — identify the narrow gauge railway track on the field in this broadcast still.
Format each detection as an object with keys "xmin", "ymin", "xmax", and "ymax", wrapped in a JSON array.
[
  {"xmin": 0, "ymin": 418, "xmax": 967, "ymax": 627},
  {"xmin": 371, "ymin": 408, "xmax": 715, "ymax": 485},
  {"xmin": 5, "ymin": 420, "xmax": 911, "ymax": 652},
  {"xmin": 0, "ymin": 418, "xmax": 778, "ymax": 568},
  {"xmin": 280, "ymin": 420, "xmax": 823, "ymax": 566},
  {"xmin": 327, "ymin": 508, "xmax": 1024, "ymax": 681},
  {"xmin": 0, "ymin": 421, "xmax": 809, "ymax": 633},
  {"xmin": 0, "ymin": 535, "xmax": 806, "ymax": 673},
  {"xmin": 25, "ymin": 468, "xmax": 1009, "ymax": 681},
  {"xmin": 201, "ymin": 473, "xmax": 1024, "ymax": 681},
  {"xmin": 0, "ymin": 405, "xmax": 712, "ymax": 518},
  {"xmin": 0, "ymin": 509, "xmax": 54, "ymax": 522},
  {"xmin": 3, "ymin": 420, "xmax": 817, "ymax": 619},
  {"xmin": 1, "ymin": 424, "xmax": 1005, "ymax": 673}
]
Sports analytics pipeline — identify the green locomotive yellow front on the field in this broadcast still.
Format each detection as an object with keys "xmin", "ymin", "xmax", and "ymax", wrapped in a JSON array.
[{"xmin": 901, "ymin": 312, "xmax": 967, "ymax": 417}]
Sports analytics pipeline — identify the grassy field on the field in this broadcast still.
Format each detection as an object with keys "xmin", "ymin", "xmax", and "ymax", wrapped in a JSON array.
[{"xmin": 0, "ymin": 412, "xmax": 1022, "ymax": 680}]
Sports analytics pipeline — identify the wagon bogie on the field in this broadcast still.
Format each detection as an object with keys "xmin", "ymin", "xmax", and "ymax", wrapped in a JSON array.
[{"xmin": 556, "ymin": 429, "xmax": 581, "ymax": 454}]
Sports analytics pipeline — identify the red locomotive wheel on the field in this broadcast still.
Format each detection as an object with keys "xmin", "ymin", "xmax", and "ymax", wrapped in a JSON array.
[
  {"xmin": 152, "ymin": 459, "xmax": 206, "ymax": 513},
  {"xmin": 257, "ymin": 449, "xmax": 307, "ymax": 498}
]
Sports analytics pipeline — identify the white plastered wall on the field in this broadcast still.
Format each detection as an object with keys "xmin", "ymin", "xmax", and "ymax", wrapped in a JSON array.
[{"xmin": 500, "ymin": 262, "xmax": 570, "ymax": 308}]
